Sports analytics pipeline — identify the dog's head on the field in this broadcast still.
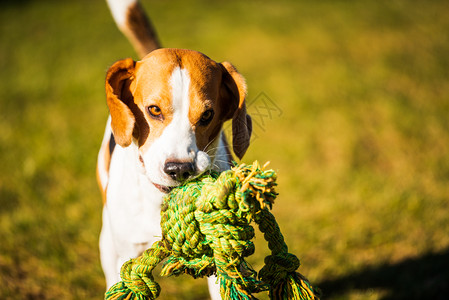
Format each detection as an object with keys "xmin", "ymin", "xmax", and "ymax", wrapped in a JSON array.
[{"xmin": 105, "ymin": 48, "xmax": 252, "ymax": 192}]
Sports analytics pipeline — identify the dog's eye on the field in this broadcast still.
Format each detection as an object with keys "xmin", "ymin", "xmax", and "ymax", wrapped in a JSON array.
[
  {"xmin": 148, "ymin": 105, "xmax": 163, "ymax": 120},
  {"xmin": 199, "ymin": 109, "xmax": 214, "ymax": 126}
]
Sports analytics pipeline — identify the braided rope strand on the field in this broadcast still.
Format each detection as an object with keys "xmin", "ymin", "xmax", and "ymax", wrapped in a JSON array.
[
  {"xmin": 255, "ymin": 209, "xmax": 318, "ymax": 299},
  {"xmin": 105, "ymin": 241, "xmax": 170, "ymax": 300}
]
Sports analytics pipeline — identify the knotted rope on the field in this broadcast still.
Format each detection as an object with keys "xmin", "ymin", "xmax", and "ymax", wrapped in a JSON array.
[{"xmin": 105, "ymin": 161, "xmax": 319, "ymax": 300}]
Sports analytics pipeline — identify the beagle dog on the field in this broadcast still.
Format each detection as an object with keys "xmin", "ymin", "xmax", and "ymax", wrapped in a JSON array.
[{"xmin": 97, "ymin": 1, "xmax": 252, "ymax": 298}]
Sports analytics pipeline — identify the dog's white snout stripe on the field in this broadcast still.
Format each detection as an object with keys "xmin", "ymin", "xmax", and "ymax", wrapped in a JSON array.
[
  {"xmin": 141, "ymin": 66, "xmax": 212, "ymax": 186},
  {"xmin": 168, "ymin": 67, "xmax": 211, "ymax": 174},
  {"xmin": 166, "ymin": 67, "xmax": 197, "ymax": 160}
]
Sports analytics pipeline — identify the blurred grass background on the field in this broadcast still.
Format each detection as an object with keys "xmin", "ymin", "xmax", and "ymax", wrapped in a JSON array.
[{"xmin": 1, "ymin": 0, "xmax": 448, "ymax": 299}]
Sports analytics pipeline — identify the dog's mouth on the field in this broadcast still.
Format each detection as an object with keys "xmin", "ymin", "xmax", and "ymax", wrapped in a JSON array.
[{"xmin": 152, "ymin": 182, "xmax": 175, "ymax": 194}]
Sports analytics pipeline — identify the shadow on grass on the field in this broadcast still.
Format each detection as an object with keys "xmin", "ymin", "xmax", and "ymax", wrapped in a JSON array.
[{"xmin": 318, "ymin": 249, "xmax": 449, "ymax": 299}]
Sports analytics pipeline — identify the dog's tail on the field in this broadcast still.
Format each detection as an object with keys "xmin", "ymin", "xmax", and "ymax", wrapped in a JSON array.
[{"xmin": 106, "ymin": 0, "xmax": 161, "ymax": 59}]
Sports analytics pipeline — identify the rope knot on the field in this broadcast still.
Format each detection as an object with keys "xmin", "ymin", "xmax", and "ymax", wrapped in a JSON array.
[
  {"xmin": 259, "ymin": 253, "xmax": 300, "ymax": 283},
  {"xmin": 105, "ymin": 161, "xmax": 319, "ymax": 300}
]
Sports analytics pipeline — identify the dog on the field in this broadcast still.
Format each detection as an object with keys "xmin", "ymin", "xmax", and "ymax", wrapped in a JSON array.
[{"xmin": 97, "ymin": 0, "xmax": 252, "ymax": 298}]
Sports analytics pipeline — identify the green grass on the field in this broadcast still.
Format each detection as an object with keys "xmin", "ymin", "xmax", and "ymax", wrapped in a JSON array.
[{"xmin": 1, "ymin": 0, "xmax": 449, "ymax": 299}]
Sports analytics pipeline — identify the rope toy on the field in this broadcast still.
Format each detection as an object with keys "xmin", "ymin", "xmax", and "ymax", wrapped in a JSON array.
[{"xmin": 105, "ymin": 161, "xmax": 320, "ymax": 300}]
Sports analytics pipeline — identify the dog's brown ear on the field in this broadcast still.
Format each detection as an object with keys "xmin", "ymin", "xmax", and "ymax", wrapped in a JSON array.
[
  {"xmin": 105, "ymin": 58, "xmax": 136, "ymax": 147},
  {"xmin": 220, "ymin": 62, "xmax": 252, "ymax": 160}
]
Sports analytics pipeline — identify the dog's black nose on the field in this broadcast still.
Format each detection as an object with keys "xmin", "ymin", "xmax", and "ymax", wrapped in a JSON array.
[{"xmin": 163, "ymin": 161, "xmax": 195, "ymax": 182}]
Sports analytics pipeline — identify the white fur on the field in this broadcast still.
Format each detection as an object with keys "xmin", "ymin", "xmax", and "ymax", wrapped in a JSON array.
[
  {"xmin": 208, "ymin": 276, "xmax": 222, "ymax": 300},
  {"xmin": 100, "ymin": 140, "xmax": 165, "ymax": 287},
  {"xmin": 106, "ymin": 0, "xmax": 137, "ymax": 28}
]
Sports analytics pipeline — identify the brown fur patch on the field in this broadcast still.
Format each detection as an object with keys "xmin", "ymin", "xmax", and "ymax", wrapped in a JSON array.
[
  {"xmin": 105, "ymin": 58, "xmax": 136, "ymax": 147},
  {"xmin": 124, "ymin": 1, "xmax": 160, "ymax": 58},
  {"xmin": 97, "ymin": 134, "xmax": 113, "ymax": 205}
]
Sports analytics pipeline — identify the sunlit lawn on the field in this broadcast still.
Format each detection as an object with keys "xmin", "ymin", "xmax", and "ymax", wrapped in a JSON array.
[{"xmin": 1, "ymin": 0, "xmax": 448, "ymax": 299}]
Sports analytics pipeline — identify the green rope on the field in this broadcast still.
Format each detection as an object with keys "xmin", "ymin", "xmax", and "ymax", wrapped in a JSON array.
[{"xmin": 105, "ymin": 161, "xmax": 320, "ymax": 300}]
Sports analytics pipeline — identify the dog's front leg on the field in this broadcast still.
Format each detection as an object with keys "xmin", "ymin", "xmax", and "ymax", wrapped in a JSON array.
[
  {"xmin": 207, "ymin": 276, "xmax": 222, "ymax": 300},
  {"xmin": 99, "ymin": 207, "xmax": 120, "ymax": 288}
]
